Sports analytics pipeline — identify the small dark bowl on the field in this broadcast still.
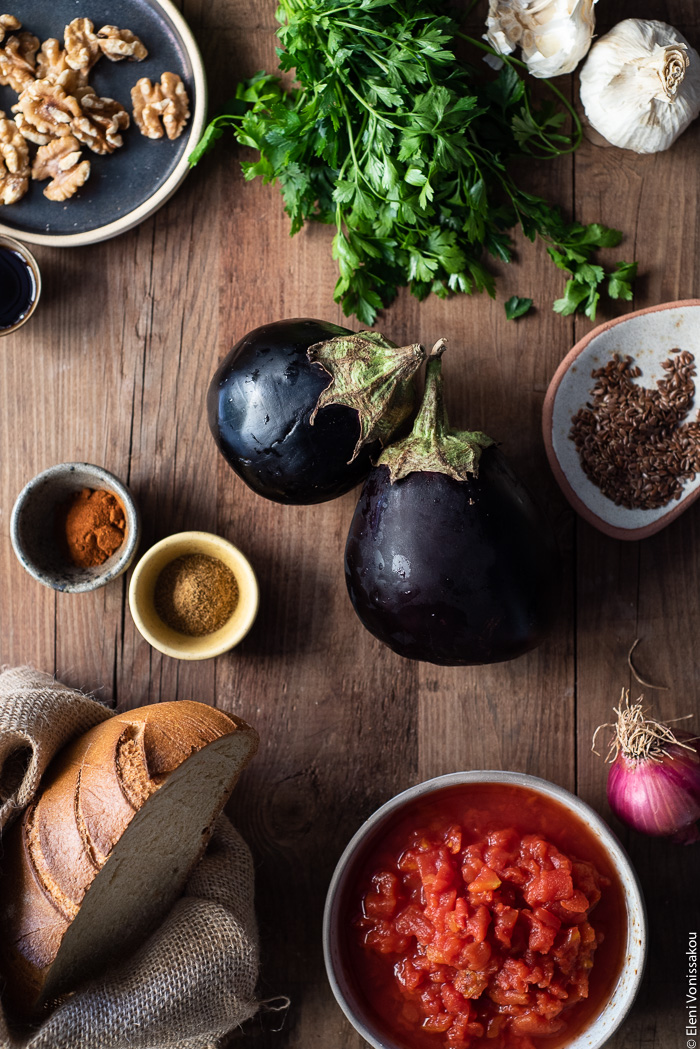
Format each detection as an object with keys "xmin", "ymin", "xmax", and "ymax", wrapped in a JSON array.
[
  {"xmin": 11, "ymin": 462, "xmax": 140, "ymax": 592},
  {"xmin": 0, "ymin": 235, "xmax": 41, "ymax": 335}
]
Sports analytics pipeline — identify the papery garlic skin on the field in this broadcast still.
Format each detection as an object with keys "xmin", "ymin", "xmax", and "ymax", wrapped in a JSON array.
[
  {"xmin": 580, "ymin": 20, "xmax": 700, "ymax": 154},
  {"xmin": 486, "ymin": 0, "xmax": 597, "ymax": 79}
]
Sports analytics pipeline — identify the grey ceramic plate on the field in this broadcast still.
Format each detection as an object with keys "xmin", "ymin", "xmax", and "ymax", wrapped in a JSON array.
[{"xmin": 0, "ymin": 0, "xmax": 206, "ymax": 246}]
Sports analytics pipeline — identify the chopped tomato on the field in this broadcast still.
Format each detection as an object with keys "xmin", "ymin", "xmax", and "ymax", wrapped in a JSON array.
[
  {"xmin": 424, "ymin": 1013, "xmax": 453, "ymax": 1034},
  {"xmin": 396, "ymin": 904, "xmax": 437, "ymax": 943},
  {"xmin": 523, "ymin": 869, "xmax": 574, "ymax": 907},
  {"xmin": 468, "ymin": 867, "xmax": 503, "ymax": 894},
  {"xmin": 364, "ymin": 870, "xmax": 402, "ymax": 918},
  {"xmin": 356, "ymin": 814, "xmax": 609, "ymax": 1049},
  {"xmin": 493, "ymin": 903, "xmax": 519, "ymax": 948}
]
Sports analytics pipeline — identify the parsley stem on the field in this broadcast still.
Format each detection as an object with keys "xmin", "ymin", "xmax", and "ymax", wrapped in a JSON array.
[
  {"xmin": 455, "ymin": 32, "xmax": 582, "ymax": 156},
  {"xmin": 332, "ymin": 17, "xmax": 436, "ymax": 45},
  {"xmin": 336, "ymin": 75, "xmax": 404, "ymax": 130},
  {"xmin": 337, "ymin": 87, "xmax": 361, "ymax": 173}
]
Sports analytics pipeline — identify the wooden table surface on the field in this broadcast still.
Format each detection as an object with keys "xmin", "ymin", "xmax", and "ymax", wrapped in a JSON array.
[{"xmin": 1, "ymin": 1, "xmax": 698, "ymax": 1046}]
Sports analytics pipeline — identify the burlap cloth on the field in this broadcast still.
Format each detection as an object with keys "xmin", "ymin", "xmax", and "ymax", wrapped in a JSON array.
[{"xmin": 0, "ymin": 667, "xmax": 259, "ymax": 1049}]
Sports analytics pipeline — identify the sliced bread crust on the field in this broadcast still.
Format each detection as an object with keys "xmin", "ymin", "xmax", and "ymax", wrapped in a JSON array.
[{"xmin": 0, "ymin": 700, "xmax": 258, "ymax": 1016}]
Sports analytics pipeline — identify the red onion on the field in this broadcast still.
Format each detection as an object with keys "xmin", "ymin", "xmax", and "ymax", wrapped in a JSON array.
[{"xmin": 594, "ymin": 692, "xmax": 700, "ymax": 845}]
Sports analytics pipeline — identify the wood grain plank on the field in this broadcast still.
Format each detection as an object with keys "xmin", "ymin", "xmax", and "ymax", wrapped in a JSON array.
[
  {"xmin": 113, "ymin": 151, "xmax": 225, "ymax": 708},
  {"xmin": 213, "ymin": 173, "xmax": 420, "ymax": 1047},
  {"xmin": 572, "ymin": 3, "xmax": 700, "ymax": 1039},
  {"xmin": 412, "ymin": 137, "xmax": 578, "ymax": 787},
  {"xmin": 0, "ymin": 299, "xmax": 56, "ymax": 676},
  {"xmin": 0, "ymin": 1, "xmax": 696, "ymax": 1047},
  {"xmin": 206, "ymin": 6, "xmax": 586, "ymax": 1045}
]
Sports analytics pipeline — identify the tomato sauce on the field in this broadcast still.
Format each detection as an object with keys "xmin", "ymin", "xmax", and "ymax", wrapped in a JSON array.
[{"xmin": 343, "ymin": 783, "xmax": 626, "ymax": 1049}]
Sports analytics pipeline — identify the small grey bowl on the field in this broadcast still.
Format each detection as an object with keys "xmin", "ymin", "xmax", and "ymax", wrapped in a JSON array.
[{"xmin": 11, "ymin": 463, "xmax": 141, "ymax": 593}]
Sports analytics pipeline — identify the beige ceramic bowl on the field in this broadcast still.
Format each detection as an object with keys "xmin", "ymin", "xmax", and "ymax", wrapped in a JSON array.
[{"xmin": 128, "ymin": 531, "xmax": 258, "ymax": 660}]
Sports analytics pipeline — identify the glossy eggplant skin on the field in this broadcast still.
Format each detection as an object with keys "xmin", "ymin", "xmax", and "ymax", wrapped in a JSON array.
[
  {"xmin": 208, "ymin": 319, "xmax": 375, "ymax": 504},
  {"xmin": 345, "ymin": 450, "xmax": 561, "ymax": 666}
]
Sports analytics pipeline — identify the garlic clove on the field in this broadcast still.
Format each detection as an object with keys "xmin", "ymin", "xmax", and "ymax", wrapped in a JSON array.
[{"xmin": 580, "ymin": 19, "xmax": 700, "ymax": 154}]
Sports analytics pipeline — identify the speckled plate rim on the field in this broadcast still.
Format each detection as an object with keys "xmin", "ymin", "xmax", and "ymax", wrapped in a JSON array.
[
  {"xmin": 0, "ymin": 0, "xmax": 207, "ymax": 248},
  {"xmin": 542, "ymin": 300, "xmax": 700, "ymax": 541},
  {"xmin": 323, "ymin": 770, "xmax": 647, "ymax": 1049}
]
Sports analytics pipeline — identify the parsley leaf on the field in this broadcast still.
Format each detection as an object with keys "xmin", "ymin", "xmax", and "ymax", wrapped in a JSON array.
[
  {"xmin": 505, "ymin": 296, "xmax": 533, "ymax": 320},
  {"xmin": 191, "ymin": 0, "xmax": 637, "ymax": 325},
  {"xmin": 608, "ymin": 261, "xmax": 638, "ymax": 301}
]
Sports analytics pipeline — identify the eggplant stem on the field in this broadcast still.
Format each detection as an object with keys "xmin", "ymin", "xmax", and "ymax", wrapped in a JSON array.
[
  {"xmin": 429, "ymin": 338, "xmax": 448, "ymax": 359},
  {"xmin": 627, "ymin": 637, "xmax": 670, "ymax": 691}
]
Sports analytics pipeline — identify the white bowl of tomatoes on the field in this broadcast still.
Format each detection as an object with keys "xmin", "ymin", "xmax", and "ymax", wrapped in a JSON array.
[{"xmin": 323, "ymin": 771, "xmax": 646, "ymax": 1049}]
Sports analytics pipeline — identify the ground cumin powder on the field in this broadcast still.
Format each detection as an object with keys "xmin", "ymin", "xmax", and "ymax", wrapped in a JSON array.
[
  {"xmin": 62, "ymin": 488, "xmax": 126, "ymax": 568},
  {"xmin": 154, "ymin": 553, "xmax": 239, "ymax": 636}
]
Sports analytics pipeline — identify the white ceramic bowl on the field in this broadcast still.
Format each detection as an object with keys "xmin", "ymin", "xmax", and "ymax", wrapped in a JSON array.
[
  {"xmin": 543, "ymin": 300, "xmax": 700, "ymax": 540},
  {"xmin": 11, "ymin": 462, "xmax": 140, "ymax": 592},
  {"xmin": 324, "ymin": 771, "xmax": 646, "ymax": 1049}
]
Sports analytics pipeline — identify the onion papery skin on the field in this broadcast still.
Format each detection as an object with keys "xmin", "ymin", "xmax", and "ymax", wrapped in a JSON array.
[{"xmin": 607, "ymin": 742, "xmax": 700, "ymax": 844}]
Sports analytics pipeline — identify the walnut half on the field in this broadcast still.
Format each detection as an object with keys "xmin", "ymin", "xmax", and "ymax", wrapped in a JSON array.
[
  {"xmin": 12, "ymin": 79, "xmax": 82, "ymax": 140},
  {"xmin": 97, "ymin": 26, "xmax": 148, "ymax": 62},
  {"xmin": 0, "ymin": 31, "xmax": 39, "ymax": 93},
  {"xmin": 63, "ymin": 17, "xmax": 100, "ymax": 73},
  {"xmin": 131, "ymin": 72, "xmax": 190, "ymax": 141},
  {"xmin": 73, "ymin": 89, "xmax": 129, "ymax": 154},
  {"xmin": 0, "ymin": 110, "xmax": 29, "ymax": 204},
  {"xmin": 0, "ymin": 14, "xmax": 21, "ymax": 44},
  {"xmin": 35, "ymin": 38, "xmax": 88, "ymax": 93},
  {"xmin": 31, "ymin": 134, "xmax": 89, "ymax": 200},
  {"xmin": 14, "ymin": 79, "xmax": 129, "ymax": 155},
  {"xmin": 13, "ymin": 110, "xmax": 49, "ymax": 145}
]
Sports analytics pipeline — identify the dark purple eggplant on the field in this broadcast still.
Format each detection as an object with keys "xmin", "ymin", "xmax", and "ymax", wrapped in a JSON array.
[
  {"xmin": 344, "ymin": 346, "xmax": 561, "ymax": 665},
  {"xmin": 207, "ymin": 318, "xmax": 425, "ymax": 505}
]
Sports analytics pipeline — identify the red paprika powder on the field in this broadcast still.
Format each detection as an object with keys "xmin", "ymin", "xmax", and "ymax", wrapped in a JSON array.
[{"xmin": 62, "ymin": 488, "xmax": 126, "ymax": 568}]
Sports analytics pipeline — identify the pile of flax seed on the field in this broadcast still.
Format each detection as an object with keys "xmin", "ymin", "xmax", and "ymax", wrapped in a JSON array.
[{"xmin": 569, "ymin": 348, "xmax": 700, "ymax": 510}]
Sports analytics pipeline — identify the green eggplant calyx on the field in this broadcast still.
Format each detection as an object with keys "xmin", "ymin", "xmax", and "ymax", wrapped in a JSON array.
[
  {"xmin": 378, "ymin": 341, "xmax": 495, "ymax": 484},
  {"xmin": 307, "ymin": 330, "xmax": 425, "ymax": 461}
]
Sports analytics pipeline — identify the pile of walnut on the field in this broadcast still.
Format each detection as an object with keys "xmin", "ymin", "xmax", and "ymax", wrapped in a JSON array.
[{"xmin": 0, "ymin": 14, "xmax": 190, "ymax": 204}]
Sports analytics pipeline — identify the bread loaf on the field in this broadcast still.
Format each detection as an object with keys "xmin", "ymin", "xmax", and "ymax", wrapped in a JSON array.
[{"xmin": 0, "ymin": 700, "xmax": 258, "ymax": 1017}]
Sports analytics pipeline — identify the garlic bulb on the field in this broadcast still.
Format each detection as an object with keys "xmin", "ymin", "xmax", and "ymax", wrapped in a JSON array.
[
  {"xmin": 485, "ymin": 0, "xmax": 597, "ymax": 79},
  {"xmin": 579, "ymin": 20, "xmax": 700, "ymax": 154}
]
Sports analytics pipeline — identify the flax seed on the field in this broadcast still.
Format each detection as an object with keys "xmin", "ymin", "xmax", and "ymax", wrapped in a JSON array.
[{"xmin": 569, "ymin": 350, "xmax": 700, "ymax": 510}]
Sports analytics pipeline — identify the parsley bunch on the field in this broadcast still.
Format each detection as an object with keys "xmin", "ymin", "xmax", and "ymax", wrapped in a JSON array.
[{"xmin": 191, "ymin": 0, "xmax": 636, "ymax": 325}]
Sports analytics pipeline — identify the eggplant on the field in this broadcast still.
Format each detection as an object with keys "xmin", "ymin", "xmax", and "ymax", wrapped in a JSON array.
[
  {"xmin": 344, "ymin": 346, "xmax": 561, "ymax": 665},
  {"xmin": 207, "ymin": 319, "xmax": 425, "ymax": 504}
]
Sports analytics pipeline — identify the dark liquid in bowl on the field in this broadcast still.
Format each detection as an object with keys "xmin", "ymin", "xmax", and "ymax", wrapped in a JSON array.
[{"xmin": 0, "ymin": 247, "xmax": 36, "ymax": 330}]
